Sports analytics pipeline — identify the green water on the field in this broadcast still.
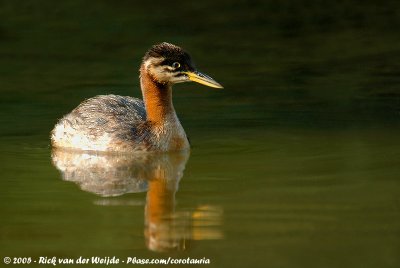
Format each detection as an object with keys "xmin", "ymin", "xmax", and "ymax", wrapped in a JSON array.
[{"xmin": 1, "ymin": 1, "xmax": 400, "ymax": 268}]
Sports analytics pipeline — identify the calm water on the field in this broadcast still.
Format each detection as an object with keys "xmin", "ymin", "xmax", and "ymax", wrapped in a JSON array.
[{"xmin": 1, "ymin": 1, "xmax": 400, "ymax": 268}]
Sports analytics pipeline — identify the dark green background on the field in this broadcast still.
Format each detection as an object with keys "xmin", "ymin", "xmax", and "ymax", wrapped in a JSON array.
[{"xmin": 0, "ymin": 1, "xmax": 399, "ymax": 268}]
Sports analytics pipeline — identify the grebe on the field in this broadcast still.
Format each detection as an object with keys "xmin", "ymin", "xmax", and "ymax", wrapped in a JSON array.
[{"xmin": 51, "ymin": 42, "xmax": 223, "ymax": 152}]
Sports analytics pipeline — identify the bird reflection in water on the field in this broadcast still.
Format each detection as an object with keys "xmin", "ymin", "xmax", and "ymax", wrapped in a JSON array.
[{"xmin": 51, "ymin": 149, "xmax": 223, "ymax": 252}]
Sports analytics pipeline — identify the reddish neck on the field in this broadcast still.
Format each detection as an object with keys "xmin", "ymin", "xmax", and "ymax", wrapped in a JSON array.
[{"xmin": 140, "ymin": 65, "xmax": 174, "ymax": 124}]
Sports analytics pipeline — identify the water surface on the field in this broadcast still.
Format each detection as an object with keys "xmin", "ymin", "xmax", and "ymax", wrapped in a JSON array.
[{"xmin": 1, "ymin": 1, "xmax": 399, "ymax": 268}]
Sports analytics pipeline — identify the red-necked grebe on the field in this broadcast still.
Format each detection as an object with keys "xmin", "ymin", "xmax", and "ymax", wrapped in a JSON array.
[{"xmin": 51, "ymin": 42, "xmax": 223, "ymax": 152}]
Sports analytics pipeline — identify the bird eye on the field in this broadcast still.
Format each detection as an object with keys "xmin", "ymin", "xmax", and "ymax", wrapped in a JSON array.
[{"xmin": 172, "ymin": 62, "xmax": 181, "ymax": 69}]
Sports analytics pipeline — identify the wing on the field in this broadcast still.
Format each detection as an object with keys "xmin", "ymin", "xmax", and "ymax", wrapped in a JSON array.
[{"xmin": 51, "ymin": 95, "xmax": 149, "ymax": 151}]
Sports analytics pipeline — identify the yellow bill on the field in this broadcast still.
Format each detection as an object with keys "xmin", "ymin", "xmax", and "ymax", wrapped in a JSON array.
[{"xmin": 184, "ymin": 71, "xmax": 223, "ymax": 89}]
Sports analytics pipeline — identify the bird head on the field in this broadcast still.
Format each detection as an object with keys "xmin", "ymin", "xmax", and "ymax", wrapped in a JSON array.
[{"xmin": 142, "ymin": 42, "xmax": 223, "ymax": 88}]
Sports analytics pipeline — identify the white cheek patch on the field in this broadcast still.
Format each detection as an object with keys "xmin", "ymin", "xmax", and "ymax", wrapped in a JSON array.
[
  {"xmin": 144, "ymin": 57, "xmax": 164, "ymax": 71},
  {"xmin": 145, "ymin": 58, "xmax": 176, "ymax": 83},
  {"xmin": 152, "ymin": 66, "xmax": 173, "ymax": 82},
  {"xmin": 164, "ymin": 66, "xmax": 175, "ymax": 72},
  {"xmin": 143, "ymin": 57, "xmax": 185, "ymax": 84}
]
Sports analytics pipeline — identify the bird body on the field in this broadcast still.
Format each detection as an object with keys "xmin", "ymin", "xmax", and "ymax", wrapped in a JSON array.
[{"xmin": 51, "ymin": 43, "xmax": 222, "ymax": 152}]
